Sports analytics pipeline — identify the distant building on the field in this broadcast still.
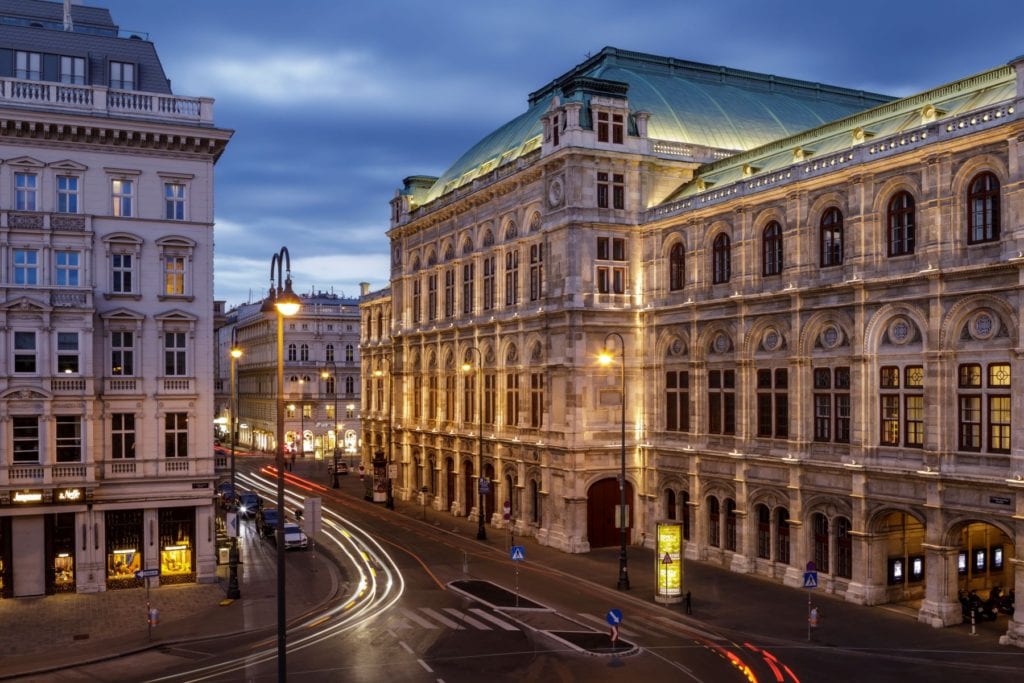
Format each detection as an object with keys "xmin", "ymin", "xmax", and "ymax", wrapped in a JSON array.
[
  {"xmin": 368, "ymin": 46, "xmax": 1024, "ymax": 645},
  {"xmin": 0, "ymin": 1, "xmax": 231, "ymax": 596},
  {"xmin": 217, "ymin": 291, "xmax": 363, "ymax": 470}
]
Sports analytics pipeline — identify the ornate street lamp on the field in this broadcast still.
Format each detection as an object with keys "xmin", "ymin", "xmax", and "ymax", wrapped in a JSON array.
[
  {"xmin": 227, "ymin": 332, "xmax": 242, "ymax": 600},
  {"xmin": 321, "ymin": 362, "xmax": 340, "ymax": 488},
  {"xmin": 462, "ymin": 346, "xmax": 486, "ymax": 540},
  {"xmin": 599, "ymin": 332, "xmax": 630, "ymax": 591},
  {"xmin": 375, "ymin": 356, "xmax": 395, "ymax": 509},
  {"xmin": 261, "ymin": 246, "xmax": 301, "ymax": 679}
]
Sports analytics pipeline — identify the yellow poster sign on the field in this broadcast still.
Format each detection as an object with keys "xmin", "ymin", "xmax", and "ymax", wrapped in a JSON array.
[{"xmin": 655, "ymin": 521, "xmax": 683, "ymax": 604}]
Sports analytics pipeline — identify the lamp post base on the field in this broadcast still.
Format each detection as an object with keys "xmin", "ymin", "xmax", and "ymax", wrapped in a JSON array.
[
  {"xmin": 227, "ymin": 539, "xmax": 241, "ymax": 599},
  {"xmin": 386, "ymin": 479, "xmax": 394, "ymax": 509},
  {"xmin": 617, "ymin": 554, "xmax": 630, "ymax": 591}
]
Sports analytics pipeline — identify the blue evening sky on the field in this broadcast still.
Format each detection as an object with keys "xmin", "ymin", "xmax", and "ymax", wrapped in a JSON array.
[{"xmin": 97, "ymin": 0, "xmax": 1022, "ymax": 308}]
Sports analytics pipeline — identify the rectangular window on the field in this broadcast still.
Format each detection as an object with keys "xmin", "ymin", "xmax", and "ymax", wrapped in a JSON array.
[
  {"xmin": 530, "ymin": 372, "xmax": 544, "ymax": 428},
  {"xmin": 164, "ymin": 256, "xmax": 186, "ymax": 295},
  {"xmin": 55, "ymin": 251, "xmax": 80, "ymax": 287},
  {"xmin": 164, "ymin": 182, "xmax": 185, "ymax": 220},
  {"xmin": 164, "ymin": 332, "xmax": 187, "ymax": 376},
  {"xmin": 445, "ymin": 376, "xmax": 456, "ymax": 422},
  {"xmin": 597, "ymin": 111, "xmax": 609, "ymax": 142},
  {"xmin": 15, "ymin": 51, "xmax": 41, "ymax": 80},
  {"xmin": 111, "ymin": 331, "xmax": 134, "ymax": 375},
  {"xmin": 55, "ymin": 416, "xmax": 82, "ymax": 462},
  {"xmin": 813, "ymin": 367, "xmax": 850, "ymax": 443},
  {"xmin": 506, "ymin": 373, "xmax": 520, "ymax": 427},
  {"xmin": 413, "ymin": 376, "xmax": 423, "ymax": 419},
  {"xmin": 596, "ymin": 112, "xmax": 625, "ymax": 144},
  {"xmin": 504, "ymin": 250, "xmax": 519, "ymax": 306},
  {"xmin": 707, "ymin": 369, "xmax": 735, "ymax": 435},
  {"xmin": 462, "ymin": 263, "xmax": 474, "ymax": 315},
  {"xmin": 482, "ymin": 256, "xmax": 495, "ymax": 310},
  {"xmin": 596, "ymin": 237, "xmax": 627, "ymax": 294},
  {"xmin": 428, "ymin": 376, "xmax": 438, "ymax": 420},
  {"xmin": 756, "ymin": 368, "xmax": 789, "ymax": 438},
  {"xmin": 427, "ymin": 273, "xmax": 437, "ymax": 320},
  {"xmin": 57, "ymin": 175, "xmax": 79, "ymax": 213},
  {"xmin": 597, "ymin": 172, "xmax": 609, "ymax": 208},
  {"xmin": 110, "ymin": 61, "xmax": 135, "ymax": 90},
  {"xmin": 164, "ymin": 412, "xmax": 188, "ymax": 457},
  {"xmin": 463, "ymin": 373, "xmax": 476, "ymax": 423},
  {"xmin": 15, "ymin": 172, "xmax": 38, "ymax": 211},
  {"xmin": 412, "ymin": 279, "xmax": 421, "ymax": 323},
  {"xmin": 484, "ymin": 373, "xmax": 496, "ymax": 425},
  {"xmin": 112, "ymin": 413, "xmax": 136, "ymax": 459},
  {"xmin": 958, "ymin": 362, "xmax": 1010, "ymax": 453},
  {"xmin": 112, "ymin": 179, "xmax": 133, "ymax": 217},
  {"xmin": 57, "ymin": 332, "xmax": 79, "ymax": 373},
  {"xmin": 13, "ymin": 249, "xmax": 39, "ymax": 285},
  {"xmin": 60, "ymin": 56, "xmax": 85, "ymax": 85},
  {"xmin": 444, "ymin": 268, "xmax": 455, "ymax": 318},
  {"xmin": 880, "ymin": 365, "xmax": 924, "ymax": 447},
  {"xmin": 666, "ymin": 370, "xmax": 690, "ymax": 432},
  {"xmin": 612, "ymin": 173, "xmax": 625, "ymax": 209},
  {"xmin": 529, "ymin": 243, "xmax": 543, "ymax": 301},
  {"xmin": 112, "ymin": 253, "xmax": 134, "ymax": 293},
  {"xmin": 14, "ymin": 331, "xmax": 36, "ymax": 373},
  {"xmin": 13, "ymin": 416, "xmax": 40, "ymax": 462}
]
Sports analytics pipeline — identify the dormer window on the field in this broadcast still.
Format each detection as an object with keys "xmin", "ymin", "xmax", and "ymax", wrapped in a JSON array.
[
  {"xmin": 110, "ymin": 61, "xmax": 135, "ymax": 91},
  {"xmin": 15, "ymin": 51, "xmax": 41, "ymax": 80},
  {"xmin": 60, "ymin": 56, "xmax": 85, "ymax": 85},
  {"xmin": 597, "ymin": 111, "xmax": 624, "ymax": 144}
]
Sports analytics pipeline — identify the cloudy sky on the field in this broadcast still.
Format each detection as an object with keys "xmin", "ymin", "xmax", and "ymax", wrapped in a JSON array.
[{"xmin": 98, "ymin": 0, "xmax": 1021, "ymax": 308}]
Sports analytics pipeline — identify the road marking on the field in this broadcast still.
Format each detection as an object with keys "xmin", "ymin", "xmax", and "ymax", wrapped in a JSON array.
[
  {"xmin": 469, "ymin": 608, "xmax": 520, "ymax": 631},
  {"xmin": 421, "ymin": 607, "xmax": 464, "ymax": 629},
  {"xmin": 444, "ymin": 607, "xmax": 491, "ymax": 630},
  {"xmin": 400, "ymin": 608, "xmax": 438, "ymax": 629},
  {"xmin": 399, "ymin": 641, "xmax": 415, "ymax": 655},
  {"xmin": 418, "ymin": 659, "xmax": 434, "ymax": 673},
  {"xmin": 576, "ymin": 612, "xmax": 665, "ymax": 639}
]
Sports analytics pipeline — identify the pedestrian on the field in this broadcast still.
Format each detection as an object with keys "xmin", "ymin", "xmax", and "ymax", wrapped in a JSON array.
[{"xmin": 684, "ymin": 590, "xmax": 692, "ymax": 615}]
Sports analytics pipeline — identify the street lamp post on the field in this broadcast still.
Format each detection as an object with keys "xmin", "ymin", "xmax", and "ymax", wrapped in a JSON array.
[
  {"xmin": 322, "ymin": 363, "xmax": 340, "ymax": 488},
  {"xmin": 262, "ymin": 246, "xmax": 301, "ymax": 679},
  {"xmin": 227, "ymin": 332, "xmax": 242, "ymax": 600},
  {"xmin": 462, "ymin": 346, "xmax": 486, "ymax": 540},
  {"xmin": 599, "ymin": 332, "xmax": 630, "ymax": 591},
  {"xmin": 375, "ymin": 357, "xmax": 395, "ymax": 509}
]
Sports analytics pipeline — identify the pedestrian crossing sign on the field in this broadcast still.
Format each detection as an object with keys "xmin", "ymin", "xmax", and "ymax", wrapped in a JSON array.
[
  {"xmin": 803, "ymin": 571, "xmax": 818, "ymax": 588},
  {"xmin": 511, "ymin": 545, "xmax": 525, "ymax": 561}
]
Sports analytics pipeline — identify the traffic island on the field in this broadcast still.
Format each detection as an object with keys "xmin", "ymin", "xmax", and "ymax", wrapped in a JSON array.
[
  {"xmin": 448, "ymin": 579, "xmax": 545, "ymax": 609},
  {"xmin": 547, "ymin": 630, "xmax": 638, "ymax": 657}
]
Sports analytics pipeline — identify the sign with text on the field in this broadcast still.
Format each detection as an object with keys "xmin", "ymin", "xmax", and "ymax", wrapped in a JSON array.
[{"xmin": 654, "ymin": 520, "xmax": 683, "ymax": 603}]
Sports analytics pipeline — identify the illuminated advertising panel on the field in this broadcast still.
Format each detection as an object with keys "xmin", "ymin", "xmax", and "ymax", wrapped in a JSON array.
[{"xmin": 655, "ymin": 520, "xmax": 683, "ymax": 604}]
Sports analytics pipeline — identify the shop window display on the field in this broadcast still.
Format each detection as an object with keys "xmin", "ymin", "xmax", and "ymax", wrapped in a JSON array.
[
  {"xmin": 48, "ymin": 512, "xmax": 76, "ymax": 593},
  {"xmin": 159, "ymin": 507, "xmax": 195, "ymax": 584},
  {"xmin": 105, "ymin": 509, "xmax": 143, "ymax": 589}
]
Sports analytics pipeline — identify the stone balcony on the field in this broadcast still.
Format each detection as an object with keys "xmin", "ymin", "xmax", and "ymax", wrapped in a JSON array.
[{"xmin": 0, "ymin": 78, "xmax": 214, "ymax": 125}]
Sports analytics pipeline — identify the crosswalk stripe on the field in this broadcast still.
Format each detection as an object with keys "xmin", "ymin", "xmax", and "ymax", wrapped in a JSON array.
[
  {"xmin": 576, "ymin": 612, "xmax": 661, "ymax": 639},
  {"xmin": 421, "ymin": 607, "xmax": 464, "ymax": 629},
  {"xmin": 469, "ymin": 608, "xmax": 520, "ymax": 631},
  {"xmin": 400, "ymin": 608, "xmax": 438, "ymax": 629},
  {"xmin": 444, "ymin": 607, "xmax": 491, "ymax": 630}
]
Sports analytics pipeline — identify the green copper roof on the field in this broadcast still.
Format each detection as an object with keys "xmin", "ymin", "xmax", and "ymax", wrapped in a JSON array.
[
  {"xmin": 662, "ymin": 63, "xmax": 1016, "ymax": 204},
  {"xmin": 415, "ymin": 47, "xmax": 893, "ymax": 206}
]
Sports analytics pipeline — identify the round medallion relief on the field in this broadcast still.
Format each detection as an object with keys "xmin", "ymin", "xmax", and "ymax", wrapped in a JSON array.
[
  {"xmin": 547, "ymin": 178, "xmax": 564, "ymax": 207},
  {"xmin": 971, "ymin": 311, "xmax": 997, "ymax": 340},
  {"xmin": 888, "ymin": 318, "xmax": 911, "ymax": 344},
  {"xmin": 821, "ymin": 325, "xmax": 841, "ymax": 349},
  {"xmin": 763, "ymin": 330, "xmax": 781, "ymax": 352},
  {"xmin": 670, "ymin": 338, "xmax": 685, "ymax": 356},
  {"xmin": 713, "ymin": 334, "xmax": 730, "ymax": 353}
]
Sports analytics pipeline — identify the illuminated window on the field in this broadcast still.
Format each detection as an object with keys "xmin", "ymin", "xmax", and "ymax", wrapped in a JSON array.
[
  {"xmin": 879, "ymin": 365, "xmax": 924, "ymax": 447},
  {"xmin": 165, "ymin": 182, "xmax": 186, "ymax": 220},
  {"xmin": 958, "ymin": 362, "xmax": 1011, "ymax": 453},
  {"xmin": 112, "ymin": 178, "xmax": 133, "ymax": 217},
  {"xmin": 57, "ymin": 332, "xmax": 80, "ymax": 373},
  {"xmin": 814, "ymin": 367, "xmax": 850, "ymax": 443}
]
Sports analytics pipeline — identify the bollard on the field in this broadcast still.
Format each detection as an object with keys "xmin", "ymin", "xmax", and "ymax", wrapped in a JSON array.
[
  {"xmin": 971, "ymin": 609, "xmax": 977, "ymax": 636},
  {"xmin": 462, "ymin": 550, "xmax": 469, "ymax": 575}
]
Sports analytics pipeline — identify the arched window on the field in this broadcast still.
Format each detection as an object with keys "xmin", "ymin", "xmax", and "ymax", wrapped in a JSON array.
[
  {"xmin": 299, "ymin": 343, "xmax": 309, "ymax": 362},
  {"xmin": 762, "ymin": 221, "xmax": 783, "ymax": 276},
  {"xmin": 707, "ymin": 497, "xmax": 721, "ymax": 547},
  {"xmin": 812, "ymin": 513, "xmax": 830, "ymax": 573},
  {"xmin": 326, "ymin": 343, "xmax": 334, "ymax": 362},
  {"xmin": 775, "ymin": 508, "xmax": 790, "ymax": 564},
  {"xmin": 820, "ymin": 208, "xmax": 843, "ymax": 267},
  {"xmin": 665, "ymin": 489, "xmax": 677, "ymax": 520},
  {"xmin": 967, "ymin": 171, "xmax": 1000, "ymax": 244},
  {"xmin": 887, "ymin": 191, "xmax": 915, "ymax": 256},
  {"xmin": 325, "ymin": 376, "xmax": 335, "ymax": 394},
  {"xmin": 345, "ymin": 344, "xmax": 354, "ymax": 362},
  {"xmin": 669, "ymin": 243, "xmax": 685, "ymax": 291},
  {"xmin": 344, "ymin": 376, "xmax": 354, "ymax": 394},
  {"xmin": 712, "ymin": 233, "xmax": 731, "ymax": 284},
  {"xmin": 287, "ymin": 343, "xmax": 297, "ymax": 361}
]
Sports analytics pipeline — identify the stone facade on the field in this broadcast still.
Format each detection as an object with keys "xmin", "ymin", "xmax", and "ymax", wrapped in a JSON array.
[{"xmin": 363, "ymin": 48, "xmax": 1024, "ymax": 644}]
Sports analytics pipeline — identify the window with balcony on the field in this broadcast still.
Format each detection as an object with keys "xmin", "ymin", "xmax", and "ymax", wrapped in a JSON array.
[
  {"xmin": 15, "ymin": 51, "xmax": 41, "ymax": 80},
  {"xmin": 111, "ymin": 413, "xmax": 136, "ymax": 459},
  {"xmin": 60, "ymin": 56, "xmax": 85, "ymax": 85},
  {"xmin": 111, "ymin": 331, "xmax": 134, "ymax": 376},
  {"xmin": 13, "ymin": 416, "xmax": 39, "ymax": 462},
  {"xmin": 164, "ymin": 412, "xmax": 188, "ymax": 457},
  {"xmin": 164, "ymin": 332, "xmax": 187, "ymax": 376},
  {"xmin": 14, "ymin": 331, "xmax": 36, "ymax": 373},
  {"xmin": 110, "ymin": 61, "xmax": 135, "ymax": 90},
  {"xmin": 57, "ymin": 332, "xmax": 79, "ymax": 374},
  {"xmin": 15, "ymin": 172, "xmax": 38, "ymax": 211},
  {"xmin": 55, "ymin": 174, "xmax": 80, "ymax": 214},
  {"xmin": 55, "ymin": 416, "xmax": 82, "ymax": 462}
]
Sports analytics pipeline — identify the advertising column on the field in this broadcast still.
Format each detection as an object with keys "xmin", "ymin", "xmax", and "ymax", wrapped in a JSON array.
[{"xmin": 655, "ymin": 520, "xmax": 684, "ymax": 604}]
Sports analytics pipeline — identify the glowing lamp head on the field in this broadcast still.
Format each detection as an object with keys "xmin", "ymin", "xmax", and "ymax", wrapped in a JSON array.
[
  {"xmin": 230, "ymin": 347, "xmax": 242, "ymax": 359},
  {"xmin": 598, "ymin": 351, "xmax": 615, "ymax": 367},
  {"xmin": 274, "ymin": 277, "xmax": 302, "ymax": 317},
  {"xmin": 461, "ymin": 362, "xmax": 472, "ymax": 373}
]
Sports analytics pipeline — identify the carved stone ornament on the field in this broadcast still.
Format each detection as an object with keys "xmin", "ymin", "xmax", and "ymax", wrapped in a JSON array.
[
  {"xmin": 547, "ymin": 177, "xmax": 564, "ymax": 208},
  {"xmin": 762, "ymin": 329, "xmax": 781, "ymax": 352}
]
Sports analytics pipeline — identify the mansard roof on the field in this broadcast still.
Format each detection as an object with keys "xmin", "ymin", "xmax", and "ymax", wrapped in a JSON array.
[
  {"xmin": 415, "ymin": 46, "xmax": 893, "ymax": 206},
  {"xmin": 660, "ymin": 62, "xmax": 1018, "ymax": 207}
]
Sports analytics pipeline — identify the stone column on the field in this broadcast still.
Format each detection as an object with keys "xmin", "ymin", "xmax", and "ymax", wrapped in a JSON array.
[
  {"xmin": 917, "ymin": 544, "xmax": 962, "ymax": 628},
  {"xmin": 999, "ymin": 545, "xmax": 1024, "ymax": 647}
]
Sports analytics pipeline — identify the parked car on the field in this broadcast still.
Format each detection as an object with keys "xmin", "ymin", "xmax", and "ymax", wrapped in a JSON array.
[
  {"xmin": 327, "ymin": 461, "xmax": 349, "ymax": 476},
  {"xmin": 258, "ymin": 507, "xmax": 280, "ymax": 538},
  {"xmin": 238, "ymin": 492, "xmax": 261, "ymax": 519},
  {"xmin": 282, "ymin": 523, "xmax": 309, "ymax": 551}
]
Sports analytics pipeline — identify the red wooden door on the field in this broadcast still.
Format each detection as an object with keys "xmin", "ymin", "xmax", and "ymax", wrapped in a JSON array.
[{"xmin": 587, "ymin": 478, "xmax": 634, "ymax": 548}]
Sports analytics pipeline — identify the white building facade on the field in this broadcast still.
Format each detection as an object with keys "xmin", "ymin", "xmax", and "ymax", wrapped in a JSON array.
[
  {"xmin": 0, "ymin": 1, "xmax": 231, "ymax": 596},
  {"xmin": 366, "ymin": 48, "xmax": 1024, "ymax": 644}
]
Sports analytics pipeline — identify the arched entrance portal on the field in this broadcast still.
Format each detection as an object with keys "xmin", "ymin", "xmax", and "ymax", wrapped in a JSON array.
[
  {"xmin": 953, "ymin": 520, "xmax": 1015, "ymax": 596},
  {"xmin": 587, "ymin": 478, "xmax": 634, "ymax": 548}
]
